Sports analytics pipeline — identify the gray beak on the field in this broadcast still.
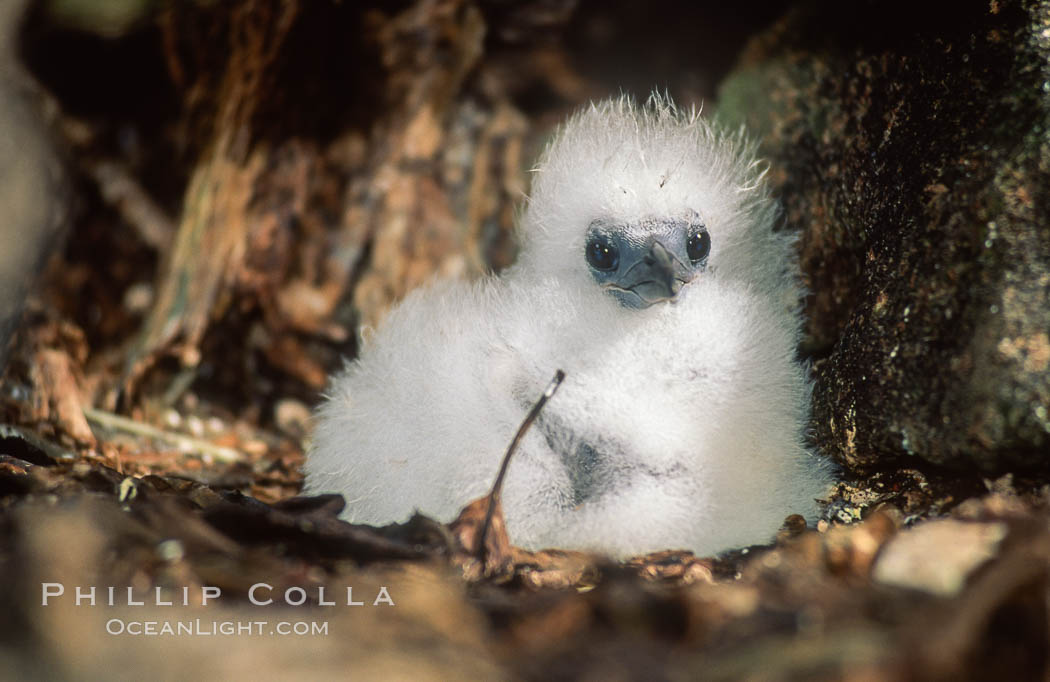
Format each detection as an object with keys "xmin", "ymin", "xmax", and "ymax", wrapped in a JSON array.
[{"xmin": 616, "ymin": 241, "xmax": 692, "ymax": 306}]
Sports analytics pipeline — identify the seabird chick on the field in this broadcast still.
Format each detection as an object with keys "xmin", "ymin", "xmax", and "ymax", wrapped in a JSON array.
[{"xmin": 305, "ymin": 95, "xmax": 833, "ymax": 558}]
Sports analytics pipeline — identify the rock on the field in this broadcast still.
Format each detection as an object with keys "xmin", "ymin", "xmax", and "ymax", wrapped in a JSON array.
[
  {"xmin": 0, "ymin": 0, "xmax": 69, "ymax": 369},
  {"xmin": 273, "ymin": 398, "xmax": 311, "ymax": 439},
  {"xmin": 872, "ymin": 518, "xmax": 1008, "ymax": 596},
  {"xmin": 717, "ymin": 0, "xmax": 1050, "ymax": 470}
]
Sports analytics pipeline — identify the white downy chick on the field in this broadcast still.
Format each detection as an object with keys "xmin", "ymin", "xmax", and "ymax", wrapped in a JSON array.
[{"xmin": 305, "ymin": 95, "xmax": 833, "ymax": 558}]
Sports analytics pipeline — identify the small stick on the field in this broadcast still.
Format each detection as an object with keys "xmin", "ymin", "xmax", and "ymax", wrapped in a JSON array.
[
  {"xmin": 476, "ymin": 369, "xmax": 565, "ymax": 555},
  {"xmin": 87, "ymin": 159, "xmax": 175, "ymax": 252},
  {"xmin": 84, "ymin": 407, "xmax": 244, "ymax": 463}
]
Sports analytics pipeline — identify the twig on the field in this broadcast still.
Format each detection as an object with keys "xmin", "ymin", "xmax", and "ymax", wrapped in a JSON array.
[
  {"xmin": 476, "ymin": 369, "xmax": 565, "ymax": 555},
  {"xmin": 57, "ymin": 114, "xmax": 175, "ymax": 252},
  {"xmin": 83, "ymin": 407, "xmax": 244, "ymax": 463},
  {"xmin": 87, "ymin": 159, "xmax": 175, "ymax": 251}
]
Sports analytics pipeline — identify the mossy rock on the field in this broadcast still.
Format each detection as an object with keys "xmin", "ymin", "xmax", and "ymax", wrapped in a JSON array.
[{"xmin": 717, "ymin": 0, "xmax": 1050, "ymax": 471}]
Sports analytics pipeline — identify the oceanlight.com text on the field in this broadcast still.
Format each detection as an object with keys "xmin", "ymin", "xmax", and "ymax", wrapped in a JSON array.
[{"xmin": 105, "ymin": 618, "xmax": 330, "ymax": 636}]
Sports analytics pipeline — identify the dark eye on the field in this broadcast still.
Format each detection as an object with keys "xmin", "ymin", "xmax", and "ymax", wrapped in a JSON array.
[
  {"xmin": 586, "ymin": 235, "xmax": 619, "ymax": 271},
  {"xmin": 686, "ymin": 229, "xmax": 711, "ymax": 264}
]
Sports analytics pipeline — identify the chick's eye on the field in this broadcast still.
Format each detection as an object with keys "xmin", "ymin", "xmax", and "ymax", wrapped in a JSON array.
[
  {"xmin": 586, "ymin": 236, "xmax": 619, "ymax": 271},
  {"xmin": 686, "ymin": 229, "xmax": 711, "ymax": 264}
]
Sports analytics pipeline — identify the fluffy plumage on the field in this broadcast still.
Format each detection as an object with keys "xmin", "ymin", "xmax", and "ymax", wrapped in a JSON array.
[{"xmin": 305, "ymin": 96, "xmax": 832, "ymax": 558}]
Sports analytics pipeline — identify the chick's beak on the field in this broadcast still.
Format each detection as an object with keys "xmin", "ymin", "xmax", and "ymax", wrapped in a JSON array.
[{"xmin": 618, "ymin": 240, "xmax": 692, "ymax": 306}]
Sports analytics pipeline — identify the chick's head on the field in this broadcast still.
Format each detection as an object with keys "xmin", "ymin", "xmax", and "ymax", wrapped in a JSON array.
[{"xmin": 514, "ymin": 95, "xmax": 785, "ymax": 308}]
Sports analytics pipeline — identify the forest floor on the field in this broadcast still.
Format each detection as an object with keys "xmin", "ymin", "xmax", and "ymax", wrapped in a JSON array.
[{"xmin": 2, "ymin": 331, "xmax": 1049, "ymax": 679}]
